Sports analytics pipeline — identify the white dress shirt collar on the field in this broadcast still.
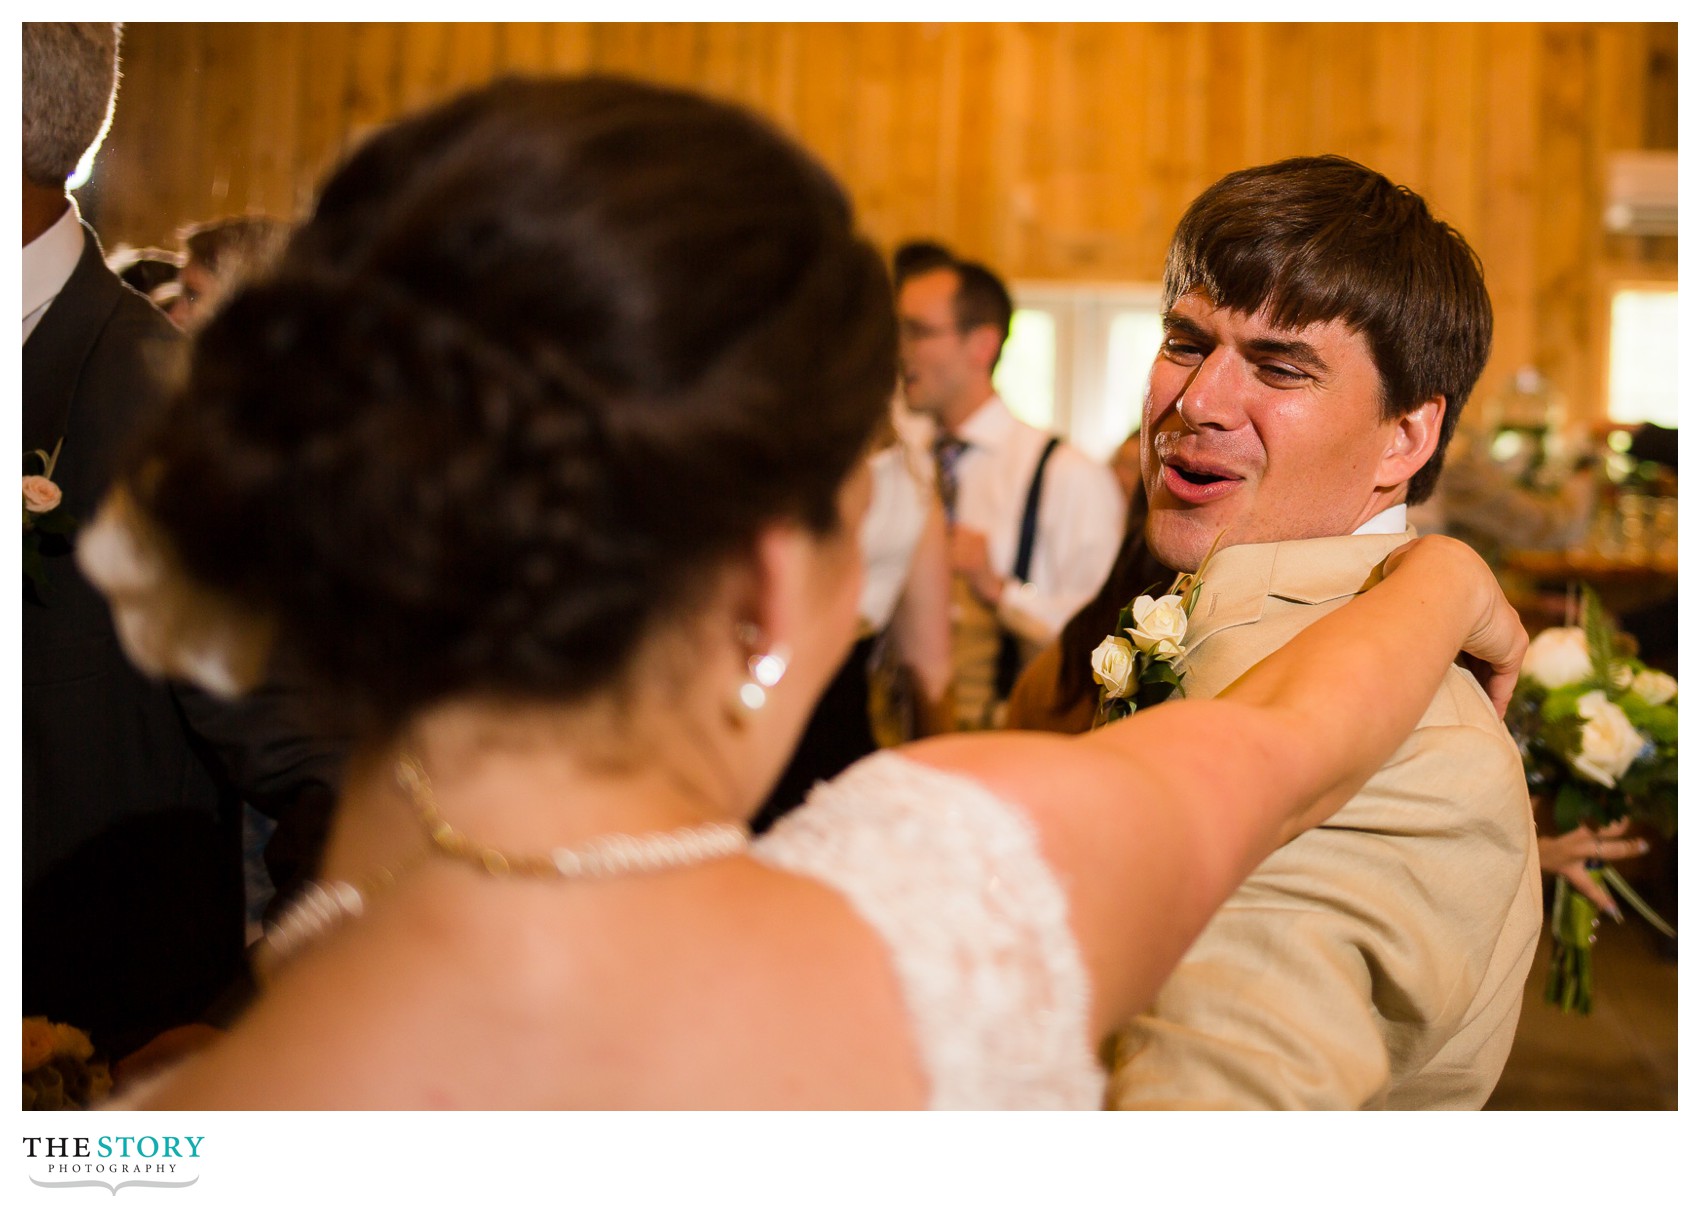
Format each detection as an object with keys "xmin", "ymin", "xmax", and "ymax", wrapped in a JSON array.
[
  {"xmin": 1352, "ymin": 503, "xmax": 1408, "ymax": 536},
  {"xmin": 24, "ymin": 199, "xmax": 86, "ymax": 343},
  {"xmin": 952, "ymin": 393, "xmax": 1017, "ymax": 451}
]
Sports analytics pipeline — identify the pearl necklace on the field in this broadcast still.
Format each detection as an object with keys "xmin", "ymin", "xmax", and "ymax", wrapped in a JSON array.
[{"xmin": 258, "ymin": 752, "xmax": 751, "ymax": 973}]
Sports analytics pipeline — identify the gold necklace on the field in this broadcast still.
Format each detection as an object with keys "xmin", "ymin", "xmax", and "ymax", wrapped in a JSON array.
[
  {"xmin": 258, "ymin": 751, "xmax": 750, "ymax": 974},
  {"xmin": 394, "ymin": 752, "xmax": 750, "ymax": 878}
]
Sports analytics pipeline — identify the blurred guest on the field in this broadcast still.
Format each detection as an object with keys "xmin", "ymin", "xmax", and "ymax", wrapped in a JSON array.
[
  {"xmin": 23, "ymin": 22, "xmax": 340, "ymax": 1060},
  {"xmin": 106, "ymin": 245, "xmax": 182, "ymax": 302},
  {"xmin": 169, "ymin": 215, "xmax": 289, "ymax": 330},
  {"xmin": 895, "ymin": 243, "xmax": 1122, "ymax": 729}
]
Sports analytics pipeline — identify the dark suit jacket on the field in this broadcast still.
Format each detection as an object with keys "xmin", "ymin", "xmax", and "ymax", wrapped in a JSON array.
[{"xmin": 23, "ymin": 224, "xmax": 341, "ymax": 1058}]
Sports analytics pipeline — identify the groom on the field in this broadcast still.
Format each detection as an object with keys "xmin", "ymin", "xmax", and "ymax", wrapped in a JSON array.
[{"xmin": 1104, "ymin": 156, "xmax": 1541, "ymax": 1109}]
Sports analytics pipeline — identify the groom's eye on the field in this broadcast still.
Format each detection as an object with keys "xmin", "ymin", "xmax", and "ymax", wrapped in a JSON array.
[
  {"xmin": 1258, "ymin": 362, "xmax": 1307, "ymax": 385},
  {"xmin": 1161, "ymin": 338, "xmax": 1206, "ymax": 363}
]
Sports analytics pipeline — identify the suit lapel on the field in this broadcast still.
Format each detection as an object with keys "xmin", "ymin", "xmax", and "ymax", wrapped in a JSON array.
[
  {"xmin": 1180, "ymin": 542, "xmax": 1275, "ymax": 653},
  {"xmin": 1181, "ymin": 530, "xmax": 1415, "ymax": 658},
  {"xmin": 23, "ymin": 226, "xmax": 124, "ymax": 454}
]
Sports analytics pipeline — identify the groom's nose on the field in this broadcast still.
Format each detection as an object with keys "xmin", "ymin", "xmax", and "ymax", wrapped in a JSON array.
[{"xmin": 1175, "ymin": 353, "xmax": 1243, "ymax": 432}]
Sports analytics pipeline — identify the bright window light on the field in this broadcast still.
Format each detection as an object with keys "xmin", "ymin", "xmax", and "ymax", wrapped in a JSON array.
[
  {"xmin": 994, "ymin": 310, "xmax": 1057, "ymax": 430},
  {"xmin": 1608, "ymin": 288, "xmax": 1679, "ymax": 427},
  {"xmin": 995, "ymin": 286, "xmax": 1163, "ymax": 459},
  {"xmin": 1102, "ymin": 310, "xmax": 1163, "ymax": 444}
]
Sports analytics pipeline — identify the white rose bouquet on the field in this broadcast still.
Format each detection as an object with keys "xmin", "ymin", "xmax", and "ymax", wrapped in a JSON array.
[
  {"xmin": 1506, "ymin": 585, "xmax": 1677, "ymax": 1014},
  {"xmin": 23, "ymin": 438, "xmax": 77, "ymax": 599},
  {"xmin": 1090, "ymin": 561, "xmax": 1208, "ymax": 726}
]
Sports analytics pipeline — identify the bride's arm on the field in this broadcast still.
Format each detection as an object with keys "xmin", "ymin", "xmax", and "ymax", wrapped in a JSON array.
[{"xmin": 910, "ymin": 534, "xmax": 1525, "ymax": 1034}]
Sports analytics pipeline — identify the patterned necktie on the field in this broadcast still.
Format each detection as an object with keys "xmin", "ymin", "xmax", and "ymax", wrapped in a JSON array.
[{"xmin": 933, "ymin": 433, "xmax": 969, "ymax": 523}]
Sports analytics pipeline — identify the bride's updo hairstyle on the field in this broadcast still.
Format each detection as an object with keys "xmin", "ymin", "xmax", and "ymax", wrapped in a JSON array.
[{"xmin": 125, "ymin": 76, "xmax": 896, "ymax": 734}]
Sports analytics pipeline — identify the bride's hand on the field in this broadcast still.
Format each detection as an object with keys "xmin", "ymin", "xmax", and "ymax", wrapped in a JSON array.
[{"xmin": 1383, "ymin": 535, "xmax": 1527, "ymax": 717}]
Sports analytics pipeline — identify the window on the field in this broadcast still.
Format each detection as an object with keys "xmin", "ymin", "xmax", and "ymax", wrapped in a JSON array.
[
  {"xmin": 994, "ymin": 310, "xmax": 1058, "ymax": 431},
  {"xmin": 1607, "ymin": 286, "xmax": 1678, "ymax": 427},
  {"xmin": 992, "ymin": 284, "xmax": 1164, "ymax": 460}
]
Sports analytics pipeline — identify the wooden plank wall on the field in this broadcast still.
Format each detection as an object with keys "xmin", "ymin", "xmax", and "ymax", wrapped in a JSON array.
[{"xmin": 83, "ymin": 21, "xmax": 1677, "ymax": 421}]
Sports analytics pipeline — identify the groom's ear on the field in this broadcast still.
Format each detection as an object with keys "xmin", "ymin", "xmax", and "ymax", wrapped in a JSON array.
[{"xmin": 1374, "ymin": 394, "xmax": 1446, "ymax": 492}]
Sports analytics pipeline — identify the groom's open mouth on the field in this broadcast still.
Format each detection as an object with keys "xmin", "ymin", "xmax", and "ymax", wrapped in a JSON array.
[{"xmin": 1159, "ymin": 456, "xmax": 1242, "ymax": 505}]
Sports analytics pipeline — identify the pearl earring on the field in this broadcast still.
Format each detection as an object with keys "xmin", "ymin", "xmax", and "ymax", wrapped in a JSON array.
[{"xmin": 730, "ymin": 624, "xmax": 789, "ymax": 724}]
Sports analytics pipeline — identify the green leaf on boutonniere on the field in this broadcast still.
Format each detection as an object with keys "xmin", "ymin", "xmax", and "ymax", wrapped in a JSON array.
[
  {"xmin": 1100, "ymin": 698, "xmax": 1135, "ymax": 725},
  {"xmin": 1139, "ymin": 662, "xmax": 1183, "ymax": 689},
  {"xmin": 25, "ymin": 444, "xmax": 58, "ymax": 476}
]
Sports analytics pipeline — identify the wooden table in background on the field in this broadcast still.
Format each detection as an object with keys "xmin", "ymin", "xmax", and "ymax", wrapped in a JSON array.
[{"xmin": 1500, "ymin": 548, "xmax": 1677, "ymax": 635}]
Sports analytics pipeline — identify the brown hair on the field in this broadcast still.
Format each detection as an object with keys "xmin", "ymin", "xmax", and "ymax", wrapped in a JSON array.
[
  {"xmin": 1164, "ymin": 155, "xmax": 1492, "ymax": 504},
  {"xmin": 949, "ymin": 261, "xmax": 1013, "ymax": 365},
  {"xmin": 894, "ymin": 240, "xmax": 1015, "ymax": 370},
  {"xmin": 891, "ymin": 239, "xmax": 955, "ymax": 287},
  {"xmin": 1051, "ymin": 481, "xmax": 1175, "ymax": 714},
  {"xmin": 128, "ymin": 76, "xmax": 895, "ymax": 736}
]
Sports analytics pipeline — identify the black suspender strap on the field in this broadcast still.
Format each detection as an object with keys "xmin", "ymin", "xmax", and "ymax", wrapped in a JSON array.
[{"xmin": 995, "ymin": 436, "xmax": 1061, "ymax": 698}]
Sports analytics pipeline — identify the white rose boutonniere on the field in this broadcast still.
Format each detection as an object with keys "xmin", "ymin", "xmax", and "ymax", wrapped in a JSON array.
[
  {"xmin": 1091, "ymin": 540, "xmax": 1218, "ymax": 727},
  {"xmin": 1126, "ymin": 593, "xmax": 1189, "ymax": 660},
  {"xmin": 1090, "ymin": 635, "xmax": 1138, "ymax": 700}
]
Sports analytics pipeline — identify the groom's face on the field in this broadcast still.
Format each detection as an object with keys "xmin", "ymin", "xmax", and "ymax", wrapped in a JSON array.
[{"xmin": 1140, "ymin": 292, "xmax": 1406, "ymax": 572}]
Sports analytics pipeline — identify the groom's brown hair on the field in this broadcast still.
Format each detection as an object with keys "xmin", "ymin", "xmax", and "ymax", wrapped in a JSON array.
[{"xmin": 1162, "ymin": 155, "xmax": 1492, "ymax": 505}]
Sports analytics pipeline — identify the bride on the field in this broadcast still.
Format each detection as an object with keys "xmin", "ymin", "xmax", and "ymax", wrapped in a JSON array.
[{"xmin": 84, "ymin": 75, "xmax": 1525, "ymax": 1109}]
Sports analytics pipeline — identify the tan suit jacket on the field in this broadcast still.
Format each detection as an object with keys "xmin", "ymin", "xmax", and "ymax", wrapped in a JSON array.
[{"xmin": 1105, "ymin": 531, "xmax": 1541, "ymax": 1109}]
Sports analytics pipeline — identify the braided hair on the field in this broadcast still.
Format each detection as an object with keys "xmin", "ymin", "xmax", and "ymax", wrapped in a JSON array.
[{"xmin": 128, "ymin": 76, "xmax": 896, "ymax": 735}]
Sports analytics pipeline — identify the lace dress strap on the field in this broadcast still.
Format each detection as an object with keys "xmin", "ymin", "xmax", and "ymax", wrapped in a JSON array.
[{"xmin": 752, "ymin": 751, "xmax": 1103, "ymax": 1109}]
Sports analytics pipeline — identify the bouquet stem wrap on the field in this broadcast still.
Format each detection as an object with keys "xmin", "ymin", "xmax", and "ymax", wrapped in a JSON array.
[
  {"xmin": 1542, "ymin": 860, "xmax": 1675, "ymax": 1015},
  {"xmin": 1544, "ymin": 868, "xmax": 1602, "ymax": 1014}
]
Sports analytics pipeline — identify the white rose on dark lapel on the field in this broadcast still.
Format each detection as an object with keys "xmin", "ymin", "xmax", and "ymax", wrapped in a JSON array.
[
  {"xmin": 1125, "ymin": 593, "xmax": 1189, "ymax": 660},
  {"xmin": 1090, "ymin": 635, "xmax": 1138, "ymax": 699},
  {"xmin": 1570, "ymin": 691, "xmax": 1645, "ymax": 788},
  {"xmin": 1631, "ymin": 669, "xmax": 1677, "ymax": 706},
  {"xmin": 22, "ymin": 475, "xmax": 62, "ymax": 515},
  {"xmin": 1522, "ymin": 626, "xmax": 1593, "ymax": 689}
]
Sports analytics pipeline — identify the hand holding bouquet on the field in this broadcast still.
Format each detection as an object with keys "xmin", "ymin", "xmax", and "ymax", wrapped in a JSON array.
[{"xmin": 1507, "ymin": 586, "xmax": 1676, "ymax": 1014}]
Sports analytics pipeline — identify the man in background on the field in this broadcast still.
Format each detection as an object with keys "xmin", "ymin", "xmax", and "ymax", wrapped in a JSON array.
[
  {"xmin": 894, "ymin": 244, "xmax": 1122, "ymax": 729},
  {"xmin": 23, "ymin": 22, "xmax": 340, "ymax": 1059}
]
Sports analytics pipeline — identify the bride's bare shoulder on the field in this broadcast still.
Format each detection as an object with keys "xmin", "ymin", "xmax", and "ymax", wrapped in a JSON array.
[
  {"xmin": 894, "ymin": 729, "xmax": 1165, "ymax": 821},
  {"xmin": 120, "ymin": 859, "xmax": 928, "ymax": 1110}
]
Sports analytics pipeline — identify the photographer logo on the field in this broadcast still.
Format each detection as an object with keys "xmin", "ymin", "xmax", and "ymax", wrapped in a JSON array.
[{"xmin": 23, "ymin": 1135, "xmax": 202, "ymax": 1195}]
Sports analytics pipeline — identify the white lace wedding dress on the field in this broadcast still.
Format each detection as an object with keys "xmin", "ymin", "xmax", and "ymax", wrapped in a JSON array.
[
  {"xmin": 753, "ymin": 750, "xmax": 1104, "ymax": 1109},
  {"xmin": 108, "ymin": 750, "xmax": 1103, "ymax": 1111}
]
